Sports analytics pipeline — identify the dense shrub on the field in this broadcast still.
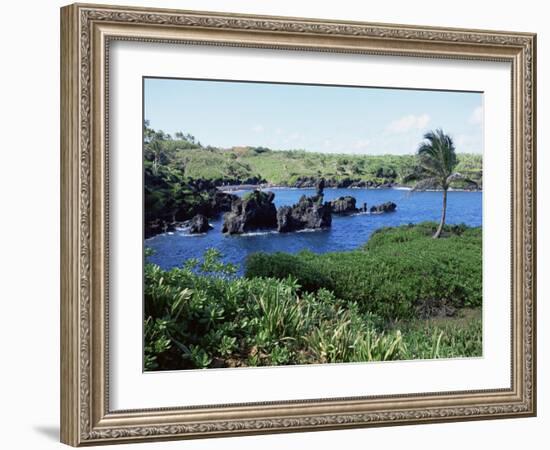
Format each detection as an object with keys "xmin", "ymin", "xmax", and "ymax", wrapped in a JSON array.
[{"xmin": 246, "ymin": 223, "xmax": 482, "ymax": 321}]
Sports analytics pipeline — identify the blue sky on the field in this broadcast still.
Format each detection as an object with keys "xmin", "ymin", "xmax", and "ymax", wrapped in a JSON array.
[{"xmin": 144, "ymin": 78, "xmax": 483, "ymax": 155}]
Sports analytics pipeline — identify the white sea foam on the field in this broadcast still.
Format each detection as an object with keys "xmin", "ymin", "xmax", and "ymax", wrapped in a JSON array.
[
  {"xmin": 392, "ymin": 186, "xmax": 412, "ymax": 191},
  {"xmin": 238, "ymin": 230, "xmax": 279, "ymax": 237},
  {"xmin": 296, "ymin": 228, "xmax": 327, "ymax": 233},
  {"xmin": 229, "ymin": 227, "xmax": 329, "ymax": 236}
]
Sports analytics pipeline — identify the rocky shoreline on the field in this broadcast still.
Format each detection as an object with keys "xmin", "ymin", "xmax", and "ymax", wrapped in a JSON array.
[
  {"xmin": 222, "ymin": 183, "xmax": 481, "ymax": 193},
  {"xmin": 144, "ymin": 177, "xmax": 239, "ymax": 238},
  {"xmin": 150, "ymin": 179, "xmax": 398, "ymax": 238},
  {"xmin": 145, "ymin": 175, "xmax": 478, "ymax": 239}
]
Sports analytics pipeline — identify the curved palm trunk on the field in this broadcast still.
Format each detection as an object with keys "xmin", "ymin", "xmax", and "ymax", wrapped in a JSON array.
[{"xmin": 433, "ymin": 188, "xmax": 447, "ymax": 239}]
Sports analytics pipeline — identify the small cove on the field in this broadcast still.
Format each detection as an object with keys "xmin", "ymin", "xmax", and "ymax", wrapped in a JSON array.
[{"xmin": 146, "ymin": 187, "xmax": 482, "ymax": 272}]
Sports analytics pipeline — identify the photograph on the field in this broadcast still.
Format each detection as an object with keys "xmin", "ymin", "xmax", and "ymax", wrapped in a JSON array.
[{"xmin": 143, "ymin": 78, "xmax": 484, "ymax": 371}]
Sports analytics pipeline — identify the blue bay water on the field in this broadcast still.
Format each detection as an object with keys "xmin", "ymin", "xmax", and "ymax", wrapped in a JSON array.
[{"xmin": 146, "ymin": 188, "xmax": 482, "ymax": 271}]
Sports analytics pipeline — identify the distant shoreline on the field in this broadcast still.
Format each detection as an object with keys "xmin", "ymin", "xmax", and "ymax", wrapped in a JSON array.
[{"xmin": 219, "ymin": 184, "xmax": 482, "ymax": 193}]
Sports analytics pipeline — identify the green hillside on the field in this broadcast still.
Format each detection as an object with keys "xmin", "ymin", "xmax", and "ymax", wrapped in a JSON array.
[{"xmin": 144, "ymin": 126, "xmax": 483, "ymax": 188}]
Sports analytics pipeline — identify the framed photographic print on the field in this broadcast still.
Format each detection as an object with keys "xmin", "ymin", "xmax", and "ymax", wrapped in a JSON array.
[{"xmin": 60, "ymin": 3, "xmax": 537, "ymax": 446}]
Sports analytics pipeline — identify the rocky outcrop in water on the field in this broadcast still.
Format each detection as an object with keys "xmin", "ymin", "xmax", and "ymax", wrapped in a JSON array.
[
  {"xmin": 211, "ymin": 191, "xmax": 239, "ymax": 214},
  {"xmin": 277, "ymin": 179, "xmax": 332, "ymax": 232},
  {"xmin": 328, "ymin": 196, "xmax": 359, "ymax": 215},
  {"xmin": 222, "ymin": 190, "xmax": 277, "ymax": 234},
  {"xmin": 315, "ymin": 178, "xmax": 325, "ymax": 197},
  {"xmin": 188, "ymin": 214, "xmax": 212, "ymax": 234},
  {"xmin": 277, "ymin": 196, "xmax": 332, "ymax": 232},
  {"xmin": 370, "ymin": 201, "xmax": 397, "ymax": 213},
  {"xmin": 145, "ymin": 219, "xmax": 176, "ymax": 238}
]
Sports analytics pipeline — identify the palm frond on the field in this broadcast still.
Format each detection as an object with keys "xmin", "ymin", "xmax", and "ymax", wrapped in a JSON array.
[
  {"xmin": 416, "ymin": 128, "xmax": 458, "ymax": 183},
  {"xmin": 447, "ymin": 172, "xmax": 479, "ymax": 188},
  {"xmin": 418, "ymin": 153, "xmax": 442, "ymax": 176}
]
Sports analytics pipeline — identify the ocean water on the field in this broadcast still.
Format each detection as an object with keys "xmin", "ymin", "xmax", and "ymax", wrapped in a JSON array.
[{"xmin": 145, "ymin": 188, "xmax": 482, "ymax": 272}]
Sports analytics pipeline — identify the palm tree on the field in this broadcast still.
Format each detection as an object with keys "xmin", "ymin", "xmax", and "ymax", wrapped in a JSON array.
[
  {"xmin": 413, "ymin": 129, "xmax": 472, "ymax": 239},
  {"xmin": 147, "ymin": 140, "xmax": 166, "ymax": 176}
]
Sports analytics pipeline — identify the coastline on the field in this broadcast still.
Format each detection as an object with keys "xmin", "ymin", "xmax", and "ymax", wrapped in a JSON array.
[{"xmin": 219, "ymin": 184, "xmax": 482, "ymax": 193}]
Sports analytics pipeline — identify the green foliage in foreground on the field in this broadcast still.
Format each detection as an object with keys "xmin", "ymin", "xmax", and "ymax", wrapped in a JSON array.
[
  {"xmin": 144, "ymin": 243, "xmax": 482, "ymax": 371},
  {"xmin": 246, "ymin": 222, "xmax": 482, "ymax": 321},
  {"xmin": 144, "ymin": 249, "xmax": 401, "ymax": 370}
]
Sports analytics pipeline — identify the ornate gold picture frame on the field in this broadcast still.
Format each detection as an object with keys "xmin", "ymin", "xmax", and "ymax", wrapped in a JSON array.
[{"xmin": 60, "ymin": 3, "xmax": 536, "ymax": 446}]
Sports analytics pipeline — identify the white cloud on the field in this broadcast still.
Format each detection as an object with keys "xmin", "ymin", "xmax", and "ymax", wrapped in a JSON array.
[
  {"xmin": 455, "ymin": 134, "xmax": 469, "ymax": 146},
  {"xmin": 251, "ymin": 124, "xmax": 264, "ymax": 133},
  {"xmin": 454, "ymin": 133, "xmax": 483, "ymax": 153},
  {"xmin": 352, "ymin": 139, "xmax": 371, "ymax": 151},
  {"xmin": 386, "ymin": 113, "xmax": 431, "ymax": 133},
  {"xmin": 469, "ymin": 106, "xmax": 483, "ymax": 125},
  {"xmin": 283, "ymin": 132, "xmax": 303, "ymax": 144}
]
